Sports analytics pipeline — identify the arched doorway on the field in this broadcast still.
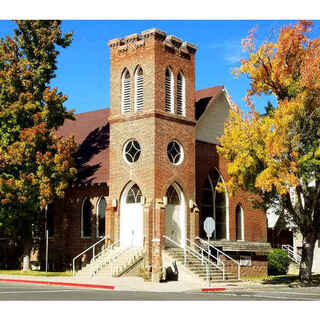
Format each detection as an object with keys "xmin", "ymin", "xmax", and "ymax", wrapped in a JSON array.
[
  {"xmin": 120, "ymin": 182, "xmax": 144, "ymax": 248},
  {"xmin": 200, "ymin": 169, "xmax": 229, "ymax": 240},
  {"xmin": 165, "ymin": 184, "xmax": 186, "ymax": 247}
]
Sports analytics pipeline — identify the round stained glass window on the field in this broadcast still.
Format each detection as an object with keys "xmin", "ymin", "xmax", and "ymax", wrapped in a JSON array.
[
  {"xmin": 167, "ymin": 141, "xmax": 184, "ymax": 165},
  {"xmin": 123, "ymin": 139, "xmax": 141, "ymax": 164}
]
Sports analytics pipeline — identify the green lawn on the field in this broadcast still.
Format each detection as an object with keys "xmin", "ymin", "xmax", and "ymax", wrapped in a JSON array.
[{"xmin": 0, "ymin": 270, "xmax": 72, "ymax": 277}]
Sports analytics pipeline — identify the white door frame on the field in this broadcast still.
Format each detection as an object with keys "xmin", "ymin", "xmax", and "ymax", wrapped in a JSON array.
[
  {"xmin": 165, "ymin": 183, "xmax": 186, "ymax": 248},
  {"xmin": 120, "ymin": 182, "xmax": 144, "ymax": 248}
]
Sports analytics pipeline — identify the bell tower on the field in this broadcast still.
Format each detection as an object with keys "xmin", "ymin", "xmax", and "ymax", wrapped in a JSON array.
[{"xmin": 107, "ymin": 29, "xmax": 198, "ymax": 282}]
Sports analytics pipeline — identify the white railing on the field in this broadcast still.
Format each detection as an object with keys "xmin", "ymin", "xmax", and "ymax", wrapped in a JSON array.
[
  {"xmin": 196, "ymin": 237, "xmax": 241, "ymax": 280},
  {"xmin": 90, "ymin": 240, "xmax": 121, "ymax": 277},
  {"xmin": 163, "ymin": 235, "xmax": 225, "ymax": 282},
  {"xmin": 72, "ymin": 236, "xmax": 107, "ymax": 276},
  {"xmin": 110, "ymin": 247, "xmax": 144, "ymax": 277},
  {"xmin": 282, "ymin": 244, "xmax": 301, "ymax": 264}
]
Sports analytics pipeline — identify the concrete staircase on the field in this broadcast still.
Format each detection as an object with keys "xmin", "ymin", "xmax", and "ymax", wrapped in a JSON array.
[
  {"xmin": 76, "ymin": 247, "xmax": 144, "ymax": 278},
  {"xmin": 165, "ymin": 247, "xmax": 238, "ymax": 282}
]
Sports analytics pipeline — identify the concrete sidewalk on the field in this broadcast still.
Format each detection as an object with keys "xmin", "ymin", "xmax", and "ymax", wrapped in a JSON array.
[{"xmin": 0, "ymin": 274, "xmax": 289, "ymax": 292}]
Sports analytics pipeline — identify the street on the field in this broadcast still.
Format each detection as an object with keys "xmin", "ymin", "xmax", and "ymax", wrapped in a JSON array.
[{"xmin": 0, "ymin": 282, "xmax": 320, "ymax": 300}]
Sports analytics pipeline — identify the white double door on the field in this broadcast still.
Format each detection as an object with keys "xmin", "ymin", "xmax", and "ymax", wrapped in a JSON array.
[{"xmin": 120, "ymin": 203, "xmax": 143, "ymax": 248}]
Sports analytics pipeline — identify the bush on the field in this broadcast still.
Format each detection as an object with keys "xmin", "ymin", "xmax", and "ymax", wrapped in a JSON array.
[{"xmin": 267, "ymin": 249, "xmax": 290, "ymax": 275}]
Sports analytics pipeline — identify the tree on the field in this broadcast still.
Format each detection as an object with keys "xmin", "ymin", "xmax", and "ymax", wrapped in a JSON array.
[
  {"xmin": 0, "ymin": 21, "xmax": 78, "ymax": 270},
  {"xmin": 218, "ymin": 20, "xmax": 320, "ymax": 283}
]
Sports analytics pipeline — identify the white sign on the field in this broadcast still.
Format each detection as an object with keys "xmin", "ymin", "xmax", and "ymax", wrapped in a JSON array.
[{"xmin": 204, "ymin": 217, "xmax": 215, "ymax": 238}]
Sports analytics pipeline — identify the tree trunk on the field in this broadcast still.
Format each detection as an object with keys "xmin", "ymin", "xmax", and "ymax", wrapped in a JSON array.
[
  {"xmin": 299, "ymin": 234, "xmax": 316, "ymax": 283},
  {"xmin": 22, "ymin": 240, "xmax": 32, "ymax": 271}
]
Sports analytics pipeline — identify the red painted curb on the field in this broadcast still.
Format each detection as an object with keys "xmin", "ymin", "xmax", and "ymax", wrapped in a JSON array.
[
  {"xmin": 201, "ymin": 288, "xmax": 226, "ymax": 292},
  {"xmin": 0, "ymin": 278, "xmax": 115, "ymax": 290}
]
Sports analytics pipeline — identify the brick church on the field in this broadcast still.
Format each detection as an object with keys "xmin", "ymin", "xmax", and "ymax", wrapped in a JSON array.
[{"xmin": 6, "ymin": 28, "xmax": 271, "ymax": 281}]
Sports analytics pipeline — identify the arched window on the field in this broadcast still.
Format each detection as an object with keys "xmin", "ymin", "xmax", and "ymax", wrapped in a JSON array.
[
  {"xmin": 134, "ymin": 67, "xmax": 144, "ymax": 111},
  {"xmin": 97, "ymin": 197, "xmax": 106, "ymax": 238},
  {"xmin": 200, "ymin": 169, "xmax": 228, "ymax": 240},
  {"xmin": 121, "ymin": 69, "xmax": 131, "ymax": 113},
  {"xmin": 177, "ymin": 72, "xmax": 185, "ymax": 116},
  {"xmin": 166, "ymin": 185, "xmax": 180, "ymax": 205},
  {"xmin": 236, "ymin": 204, "xmax": 244, "ymax": 240},
  {"xmin": 82, "ymin": 198, "xmax": 92, "ymax": 238},
  {"xmin": 126, "ymin": 184, "xmax": 142, "ymax": 204},
  {"xmin": 165, "ymin": 67, "xmax": 174, "ymax": 113}
]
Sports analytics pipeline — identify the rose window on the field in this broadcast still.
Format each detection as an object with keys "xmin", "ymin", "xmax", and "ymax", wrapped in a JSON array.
[{"xmin": 123, "ymin": 140, "xmax": 141, "ymax": 163}]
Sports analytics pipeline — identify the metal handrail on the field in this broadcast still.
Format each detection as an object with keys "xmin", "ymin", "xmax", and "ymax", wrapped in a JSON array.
[
  {"xmin": 282, "ymin": 244, "xmax": 301, "ymax": 264},
  {"xmin": 196, "ymin": 237, "xmax": 241, "ymax": 280},
  {"xmin": 72, "ymin": 236, "xmax": 107, "ymax": 276},
  {"xmin": 163, "ymin": 235, "xmax": 225, "ymax": 281},
  {"xmin": 185, "ymin": 238, "xmax": 224, "ymax": 268},
  {"xmin": 110, "ymin": 246, "xmax": 136, "ymax": 277}
]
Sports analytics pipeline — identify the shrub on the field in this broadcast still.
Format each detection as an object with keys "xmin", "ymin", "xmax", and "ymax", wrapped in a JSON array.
[{"xmin": 267, "ymin": 249, "xmax": 290, "ymax": 275}]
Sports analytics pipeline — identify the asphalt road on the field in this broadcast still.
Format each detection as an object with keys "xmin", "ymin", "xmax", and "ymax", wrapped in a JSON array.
[{"xmin": 1, "ymin": 282, "xmax": 320, "ymax": 300}]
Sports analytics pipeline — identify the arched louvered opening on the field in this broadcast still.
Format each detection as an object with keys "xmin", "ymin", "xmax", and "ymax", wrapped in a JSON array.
[
  {"xmin": 177, "ymin": 72, "xmax": 185, "ymax": 116},
  {"xmin": 134, "ymin": 67, "xmax": 144, "ymax": 111},
  {"xmin": 200, "ymin": 169, "xmax": 229, "ymax": 240},
  {"xmin": 81, "ymin": 198, "xmax": 93, "ymax": 238},
  {"xmin": 96, "ymin": 197, "xmax": 106, "ymax": 238},
  {"xmin": 121, "ymin": 69, "xmax": 131, "ymax": 114},
  {"xmin": 236, "ymin": 204, "xmax": 244, "ymax": 241},
  {"xmin": 165, "ymin": 67, "xmax": 174, "ymax": 113}
]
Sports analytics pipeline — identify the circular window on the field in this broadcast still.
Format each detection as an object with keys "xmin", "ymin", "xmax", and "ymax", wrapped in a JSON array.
[
  {"xmin": 167, "ymin": 141, "xmax": 184, "ymax": 165},
  {"xmin": 123, "ymin": 140, "xmax": 141, "ymax": 164}
]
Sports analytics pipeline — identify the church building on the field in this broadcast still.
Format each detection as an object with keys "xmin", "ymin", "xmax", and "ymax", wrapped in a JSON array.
[{"xmin": 31, "ymin": 28, "xmax": 271, "ymax": 281}]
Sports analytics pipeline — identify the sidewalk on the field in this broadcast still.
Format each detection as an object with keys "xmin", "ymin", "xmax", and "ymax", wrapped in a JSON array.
[{"xmin": 0, "ymin": 273, "xmax": 290, "ymax": 293}]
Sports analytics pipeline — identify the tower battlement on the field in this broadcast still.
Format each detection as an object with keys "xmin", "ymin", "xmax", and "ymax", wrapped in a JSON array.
[{"xmin": 108, "ymin": 28, "xmax": 197, "ymax": 57}]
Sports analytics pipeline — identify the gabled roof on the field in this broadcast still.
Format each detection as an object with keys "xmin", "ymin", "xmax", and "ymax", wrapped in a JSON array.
[
  {"xmin": 56, "ymin": 108, "xmax": 110, "ymax": 185},
  {"xmin": 195, "ymin": 85, "xmax": 224, "ymax": 120},
  {"xmin": 57, "ymin": 85, "xmax": 225, "ymax": 185}
]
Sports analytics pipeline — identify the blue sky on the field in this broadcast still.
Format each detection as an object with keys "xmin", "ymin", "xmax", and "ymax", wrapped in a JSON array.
[{"xmin": 1, "ymin": 19, "xmax": 319, "ymax": 115}]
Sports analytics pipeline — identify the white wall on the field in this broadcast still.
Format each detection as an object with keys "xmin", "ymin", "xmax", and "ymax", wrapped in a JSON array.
[
  {"xmin": 196, "ymin": 92, "xmax": 230, "ymax": 144},
  {"xmin": 293, "ymin": 232, "xmax": 320, "ymax": 273}
]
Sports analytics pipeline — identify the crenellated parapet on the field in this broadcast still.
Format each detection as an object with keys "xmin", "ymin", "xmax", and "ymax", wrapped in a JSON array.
[{"xmin": 108, "ymin": 28, "xmax": 197, "ymax": 58}]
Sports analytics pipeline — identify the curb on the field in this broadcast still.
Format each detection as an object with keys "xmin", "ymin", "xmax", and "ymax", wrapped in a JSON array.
[
  {"xmin": 201, "ymin": 288, "xmax": 226, "ymax": 292},
  {"xmin": 0, "ymin": 278, "xmax": 115, "ymax": 290}
]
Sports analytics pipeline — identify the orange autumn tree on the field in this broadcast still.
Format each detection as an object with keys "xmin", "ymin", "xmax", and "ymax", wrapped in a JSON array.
[
  {"xmin": 0, "ymin": 21, "xmax": 78, "ymax": 270},
  {"xmin": 218, "ymin": 20, "xmax": 320, "ymax": 283}
]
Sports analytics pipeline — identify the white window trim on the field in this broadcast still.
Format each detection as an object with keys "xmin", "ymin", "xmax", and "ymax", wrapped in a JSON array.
[
  {"xmin": 207, "ymin": 169, "xmax": 230, "ymax": 240},
  {"xmin": 134, "ymin": 67, "xmax": 143, "ymax": 112},
  {"xmin": 177, "ymin": 72, "xmax": 186, "ymax": 116},
  {"xmin": 165, "ymin": 68, "xmax": 174, "ymax": 113},
  {"xmin": 236, "ymin": 204, "xmax": 245, "ymax": 241},
  {"xmin": 121, "ymin": 69, "xmax": 131, "ymax": 114}
]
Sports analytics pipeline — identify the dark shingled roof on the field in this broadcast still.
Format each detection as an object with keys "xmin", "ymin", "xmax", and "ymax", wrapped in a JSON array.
[
  {"xmin": 56, "ymin": 108, "xmax": 110, "ymax": 185},
  {"xmin": 57, "ymin": 85, "xmax": 224, "ymax": 185}
]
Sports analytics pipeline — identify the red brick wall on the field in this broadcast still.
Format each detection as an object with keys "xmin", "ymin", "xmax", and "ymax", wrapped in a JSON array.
[
  {"xmin": 195, "ymin": 140, "xmax": 267, "ymax": 243},
  {"xmin": 45, "ymin": 184, "xmax": 108, "ymax": 270}
]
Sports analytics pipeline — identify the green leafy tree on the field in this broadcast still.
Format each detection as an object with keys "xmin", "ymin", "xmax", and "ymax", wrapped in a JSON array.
[{"xmin": 0, "ymin": 21, "xmax": 78, "ymax": 270}]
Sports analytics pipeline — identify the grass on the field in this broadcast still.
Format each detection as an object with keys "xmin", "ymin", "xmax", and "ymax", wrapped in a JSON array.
[
  {"xmin": 242, "ymin": 274, "xmax": 320, "ymax": 286},
  {"xmin": 0, "ymin": 270, "xmax": 72, "ymax": 277}
]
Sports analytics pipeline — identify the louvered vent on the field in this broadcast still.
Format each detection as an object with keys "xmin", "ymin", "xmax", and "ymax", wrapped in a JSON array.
[
  {"xmin": 165, "ymin": 68, "xmax": 173, "ymax": 112},
  {"xmin": 177, "ymin": 73, "xmax": 185, "ymax": 116},
  {"xmin": 135, "ymin": 67, "xmax": 144, "ymax": 111},
  {"xmin": 121, "ymin": 70, "xmax": 131, "ymax": 114}
]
